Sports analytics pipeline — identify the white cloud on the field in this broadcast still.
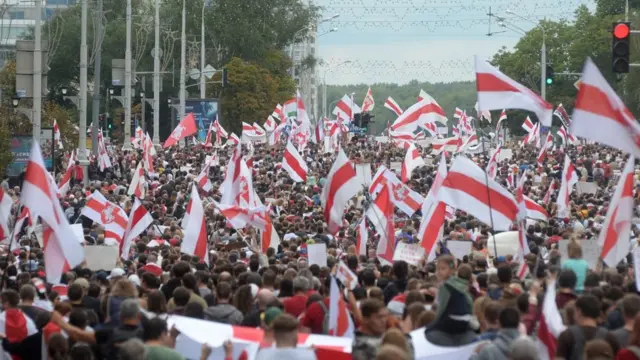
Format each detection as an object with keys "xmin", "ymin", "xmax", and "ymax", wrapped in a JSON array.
[{"xmin": 316, "ymin": 37, "xmax": 520, "ymax": 85}]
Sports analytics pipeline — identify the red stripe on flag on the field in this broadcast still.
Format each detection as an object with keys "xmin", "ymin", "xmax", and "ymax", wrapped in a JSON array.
[
  {"xmin": 283, "ymin": 149, "xmax": 307, "ymax": 181},
  {"xmin": 24, "ymin": 160, "xmax": 54, "ymax": 202},
  {"xmin": 324, "ymin": 163, "xmax": 357, "ymax": 230},
  {"xmin": 392, "ymin": 103, "xmax": 446, "ymax": 130},
  {"xmin": 443, "ymin": 172, "xmax": 518, "ymax": 219},
  {"xmin": 575, "ymin": 83, "xmax": 631, "ymax": 129}
]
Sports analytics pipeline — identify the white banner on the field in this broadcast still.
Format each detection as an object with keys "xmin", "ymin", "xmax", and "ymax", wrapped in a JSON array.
[{"xmin": 392, "ymin": 242, "xmax": 425, "ymax": 266}]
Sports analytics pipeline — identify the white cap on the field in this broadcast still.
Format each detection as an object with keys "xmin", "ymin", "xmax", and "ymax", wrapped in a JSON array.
[
  {"xmin": 107, "ymin": 268, "xmax": 126, "ymax": 279},
  {"xmin": 128, "ymin": 274, "xmax": 141, "ymax": 287}
]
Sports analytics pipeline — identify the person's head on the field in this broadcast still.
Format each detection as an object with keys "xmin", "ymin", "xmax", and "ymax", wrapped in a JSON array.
[
  {"xmin": 118, "ymin": 338, "xmax": 146, "ymax": 360},
  {"xmin": 292, "ymin": 276, "xmax": 309, "ymax": 294},
  {"xmin": 271, "ymin": 314, "xmax": 299, "ymax": 347},
  {"xmin": 375, "ymin": 345, "xmax": 410, "ymax": 360},
  {"xmin": 509, "ymin": 337, "xmax": 540, "ymax": 360},
  {"xmin": 19, "ymin": 284, "xmax": 36, "ymax": 303},
  {"xmin": 147, "ymin": 290, "xmax": 167, "ymax": 314},
  {"xmin": 119, "ymin": 298, "xmax": 141, "ymax": 325},
  {"xmin": 256, "ymin": 289, "xmax": 275, "ymax": 310},
  {"xmin": 498, "ymin": 306, "xmax": 520, "ymax": 329},
  {"xmin": 392, "ymin": 261, "xmax": 408, "ymax": 281},
  {"xmin": 68, "ymin": 283, "xmax": 84, "ymax": 303},
  {"xmin": 143, "ymin": 317, "xmax": 172, "ymax": 345},
  {"xmin": 483, "ymin": 300, "xmax": 502, "ymax": 329},
  {"xmin": 436, "ymin": 255, "xmax": 455, "ymax": 281},
  {"xmin": 621, "ymin": 294, "xmax": 640, "ymax": 323},
  {"xmin": 558, "ymin": 269, "xmax": 577, "ymax": 291},
  {"xmin": 1, "ymin": 289, "xmax": 19, "ymax": 309},
  {"xmin": 47, "ymin": 333, "xmax": 69, "ymax": 360},
  {"xmin": 630, "ymin": 313, "xmax": 640, "ymax": 346},
  {"xmin": 583, "ymin": 339, "xmax": 613, "ymax": 360},
  {"xmin": 568, "ymin": 240, "xmax": 582, "ymax": 259},
  {"xmin": 497, "ymin": 264, "xmax": 512, "ymax": 285},
  {"xmin": 360, "ymin": 298, "xmax": 389, "ymax": 336},
  {"xmin": 172, "ymin": 286, "xmax": 190, "ymax": 307},
  {"xmin": 381, "ymin": 328, "xmax": 409, "ymax": 354},
  {"xmin": 575, "ymin": 295, "xmax": 601, "ymax": 324},
  {"xmin": 217, "ymin": 281, "xmax": 232, "ymax": 302}
]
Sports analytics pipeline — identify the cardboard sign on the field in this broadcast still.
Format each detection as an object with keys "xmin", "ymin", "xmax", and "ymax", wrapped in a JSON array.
[
  {"xmin": 558, "ymin": 239, "xmax": 601, "ymax": 268},
  {"xmin": 335, "ymin": 261, "xmax": 357, "ymax": 290},
  {"xmin": 497, "ymin": 148, "xmax": 513, "ymax": 162},
  {"xmin": 447, "ymin": 240, "xmax": 473, "ymax": 260},
  {"xmin": 390, "ymin": 161, "xmax": 402, "ymax": 172},
  {"xmin": 392, "ymin": 242, "xmax": 425, "ymax": 266},
  {"xmin": 308, "ymin": 243, "xmax": 328, "ymax": 266},
  {"xmin": 576, "ymin": 182, "xmax": 598, "ymax": 195},
  {"xmin": 84, "ymin": 245, "xmax": 119, "ymax": 271}
]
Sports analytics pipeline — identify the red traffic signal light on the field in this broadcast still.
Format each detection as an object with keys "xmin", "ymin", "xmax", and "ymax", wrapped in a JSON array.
[{"xmin": 614, "ymin": 23, "xmax": 630, "ymax": 39}]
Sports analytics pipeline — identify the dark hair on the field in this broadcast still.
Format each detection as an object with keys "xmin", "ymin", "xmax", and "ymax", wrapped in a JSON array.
[
  {"xmin": 1, "ymin": 289, "xmax": 20, "ymax": 307},
  {"xmin": 68, "ymin": 309, "xmax": 88, "ymax": 329},
  {"xmin": 498, "ymin": 307, "xmax": 520, "ymax": 328},
  {"xmin": 181, "ymin": 273, "xmax": 198, "ymax": 293},
  {"xmin": 575, "ymin": 294, "xmax": 601, "ymax": 320},
  {"xmin": 19, "ymin": 284, "xmax": 36, "ymax": 302},
  {"xmin": 360, "ymin": 298, "xmax": 386, "ymax": 318},
  {"xmin": 67, "ymin": 283, "xmax": 84, "ymax": 302},
  {"xmin": 392, "ymin": 261, "xmax": 408, "ymax": 280},
  {"xmin": 497, "ymin": 264, "xmax": 512, "ymax": 284},
  {"xmin": 484, "ymin": 300, "xmax": 502, "ymax": 325},
  {"xmin": 621, "ymin": 294, "xmax": 640, "ymax": 320},
  {"xmin": 361, "ymin": 269, "xmax": 376, "ymax": 287},
  {"xmin": 147, "ymin": 290, "xmax": 167, "ymax": 314},
  {"xmin": 172, "ymin": 287, "xmax": 190, "ymax": 307},
  {"xmin": 143, "ymin": 317, "xmax": 168, "ymax": 341},
  {"xmin": 217, "ymin": 282, "xmax": 232, "ymax": 300},
  {"xmin": 184, "ymin": 302, "xmax": 204, "ymax": 319},
  {"xmin": 558, "ymin": 269, "xmax": 577, "ymax": 290}
]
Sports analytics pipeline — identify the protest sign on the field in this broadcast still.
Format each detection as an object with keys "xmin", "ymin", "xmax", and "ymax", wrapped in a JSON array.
[
  {"xmin": 84, "ymin": 246, "xmax": 119, "ymax": 271},
  {"xmin": 308, "ymin": 243, "xmax": 328, "ymax": 266},
  {"xmin": 335, "ymin": 261, "xmax": 357, "ymax": 290},
  {"xmin": 393, "ymin": 242, "xmax": 425, "ymax": 266},
  {"xmin": 558, "ymin": 239, "xmax": 601, "ymax": 268},
  {"xmin": 448, "ymin": 240, "xmax": 473, "ymax": 260}
]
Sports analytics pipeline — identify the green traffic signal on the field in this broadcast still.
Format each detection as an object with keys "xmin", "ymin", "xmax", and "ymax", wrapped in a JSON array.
[{"xmin": 546, "ymin": 78, "xmax": 553, "ymax": 85}]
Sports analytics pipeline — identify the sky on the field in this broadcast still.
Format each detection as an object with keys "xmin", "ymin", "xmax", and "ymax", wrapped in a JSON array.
[{"xmin": 315, "ymin": 0, "xmax": 595, "ymax": 85}]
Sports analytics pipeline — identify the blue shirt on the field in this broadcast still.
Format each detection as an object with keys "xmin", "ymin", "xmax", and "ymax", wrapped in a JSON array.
[{"xmin": 562, "ymin": 258, "xmax": 589, "ymax": 292}]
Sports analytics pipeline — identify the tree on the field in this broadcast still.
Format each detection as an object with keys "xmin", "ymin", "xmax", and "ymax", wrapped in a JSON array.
[{"xmin": 208, "ymin": 57, "xmax": 296, "ymax": 134}]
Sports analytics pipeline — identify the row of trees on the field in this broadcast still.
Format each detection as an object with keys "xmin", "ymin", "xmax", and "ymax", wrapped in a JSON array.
[{"xmin": 0, "ymin": 0, "xmax": 319, "ymax": 174}]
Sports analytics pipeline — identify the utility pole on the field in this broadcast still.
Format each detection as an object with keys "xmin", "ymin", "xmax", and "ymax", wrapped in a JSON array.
[
  {"xmin": 152, "ymin": 0, "xmax": 161, "ymax": 145},
  {"xmin": 541, "ymin": 33, "xmax": 546, "ymax": 100},
  {"xmin": 91, "ymin": 0, "xmax": 103, "ymax": 154},
  {"xmin": 200, "ymin": 1, "xmax": 206, "ymax": 99},
  {"xmin": 78, "ymin": 0, "xmax": 89, "ymax": 183},
  {"xmin": 124, "ymin": 0, "xmax": 133, "ymax": 150},
  {"xmin": 32, "ymin": 0, "xmax": 41, "ymax": 141},
  {"xmin": 179, "ymin": 0, "xmax": 187, "ymax": 143}
]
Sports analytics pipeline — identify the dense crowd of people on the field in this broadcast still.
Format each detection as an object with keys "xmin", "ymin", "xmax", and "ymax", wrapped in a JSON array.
[{"xmin": 0, "ymin": 133, "xmax": 638, "ymax": 360}]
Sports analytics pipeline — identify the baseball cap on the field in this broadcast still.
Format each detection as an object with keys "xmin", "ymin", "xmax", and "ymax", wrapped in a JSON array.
[
  {"xmin": 73, "ymin": 278, "xmax": 90, "ymax": 291},
  {"xmin": 261, "ymin": 307, "xmax": 283, "ymax": 328},
  {"xmin": 107, "ymin": 268, "xmax": 126, "ymax": 279}
]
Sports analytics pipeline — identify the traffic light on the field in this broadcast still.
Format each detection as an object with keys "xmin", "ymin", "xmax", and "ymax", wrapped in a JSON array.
[
  {"xmin": 107, "ymin": 116, "xmax": 112, "ymax": 129},
  {"xmin": 352, "ymin": 113, "xmax": 362, "ymax": 127},
  {"xmin": 99, "ymin": 114, "xmax": 105, "ymax": 130},
  {"xmin": 612, "ymin": 21, "xmax": 631, "ymax": 73},
  {"xmin": 222, "ymin": 68, "xmax": 228, "ymax": 87},
  {"xmin": 361, "ymin": 113, "xmax": 374, "ymax": 128},
  {"xmin": 545, "ymin": 65, "xmax": 554, "ymax": 85}
]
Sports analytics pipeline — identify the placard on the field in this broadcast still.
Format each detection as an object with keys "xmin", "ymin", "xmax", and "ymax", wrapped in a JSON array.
[
  {"xmin": 576, "ymin": 182, "xmax": 598, "ymax": 195},
  {"xmin": 84, "ymin": 246, "xmax": 119, "ymax": 271},
  {"xmin": 308, "ymin": 243, "xmax": 328, "ymax": 266},
  {"xmin": 558, "ymin": 239, "xmax": 601, "ymax": 268},
  {"xmin": 355, "ymin": 164, "xmax": 372, "ymax": 186},
  {"xmin": 335, "ymin": 261, "xmax": 357, "ymax": 290},
  {"xmin": 448, "ymin": 240, "xmax": 473, "ymax": 260},
  {"xmin": 390, "ymin": 161, "xmax": 402, "ymax": 172},
  {"xmin": 392, "ymin": 242, "xmax": 425, "ymax": 266}
]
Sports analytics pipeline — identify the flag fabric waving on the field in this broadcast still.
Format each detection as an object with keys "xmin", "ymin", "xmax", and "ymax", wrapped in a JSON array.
[
  {"xmin": 121, "ymin": 198, "xmax": 153, "ymax": 259},
  {"xmin": 556, "ymin": 155, "xmax": 578, "ymax": 218},
  {"xmin": 127, "ymin": 162, "xmax": 146, "ymax": 199},
  {"xmin": 321, "ymin": 149, "xmax": 360, "ymax": 234},
  {"xmin": 164, "ymin": 113, "xmax": 198, "ymax": 148},
  {"xmin": 367, "ymin": 185, "xmax": 395, "ymax": 265},
  {"xmin": 475, "ymin": 56, "xmax": 553, "ymax": 127},
  {"xmin": 384, "ymin": 97, "xmax": 404, "ymax": 116},
  {"xmin": 282, "ymin": 140, "xmax": 308, "ymax": 182},
  {"xmin": 361, "ymin": 87, "xmax": 375, "ymax": 112},
  {"xmin": 181, "ymin": 185, "xmax": 209, "ymax": 264},
  {"xmin": 82, "ymin": 190, "xmax": 129, "ymax": 247},
  {"xmin": 328, "ymin": 276, "xmax": 355, "ymax": 338},
  {"xmin": 418, "ymin": 154, "xmax": 447, "ymax": 261},
  {"xmin": 401, "ymin": 143, "xmax": 425, "ymax": 183},
  {"xmin": 391, "ymin": 97, "xmax": 447, "ymax": 134}
]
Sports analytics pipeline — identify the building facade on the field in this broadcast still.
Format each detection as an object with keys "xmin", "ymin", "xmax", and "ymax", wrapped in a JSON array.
[{"xmin": 290, "ymin": 0, "xmax": 318, "ymax": 123}]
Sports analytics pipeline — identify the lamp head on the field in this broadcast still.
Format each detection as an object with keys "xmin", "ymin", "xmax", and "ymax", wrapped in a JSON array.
[{"xmin": 61, "ymin": 87, "xmax": 67, "ymax": 95}]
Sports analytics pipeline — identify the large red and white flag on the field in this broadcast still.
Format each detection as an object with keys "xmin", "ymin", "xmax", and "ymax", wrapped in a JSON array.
[
  {"xmin": 321, "ymin": 149, "xmax": 360, "ymax": 234},
  {"xmin": 121, "ymin": 198, "xmax": 153, "ymax": 259},
  {"xmin": 214, "ymin": 203, "xmax": 267, "ymax": 230},
  {"xmin": 524, "ymin": 196, "xmax": 549, "ymax": 222},
  {"xmin": 522, "ymin": 116, "xmax": 535, "ymax": 133},
  {"xmin": 438, "ymin": 156, "xmax": 517, "ymax": 230},
  {"xmin": 296, "ymin": 90, "xmax": 311, "ymax": 126},
  {"xmin": 556, "ymin": 155, "xmax": 578, "ymax": 218},
  {"xmin": 263, "ymin": 115, "xmax": 277, "ymax": 133},
  {"xmin": 571, "ymin": 58, "xmax": 640, "ymax": 157},
  {"xmin": 389, "ymin": 130, "xmax": 415, "ymax": 150},
  {"xmin": 212, "ymin": 118, "xmax": 229, "ymax": 143},
  {"xmin": 391, "ymin": 97, "xmax": 447, "ymax": 134},
  {"xmin": 369, "ymin": 167, "xmax": 424, "ymax": 217},
  {"xmin": 367, "ymin": 185, "xmax": 395, "ymax": 265},
  {"xmin": 384, "ymin": 97, "xmax": 403, "ymax": 116},
  {"xmin": 557, "ymin": 126, "xmax": 576, "ymax": 145},
  {"xmin": 127, "ymin": 161, "xmax": 146, "ymax": 199},
  {"xmin": 282, "ymin": 140, "xmax": 308, "ymax": 182},
  {"xmin": 164, "ymin": 113, "xmax": 197, "ymax": 148},
  {"xmin": 314, "ymin": 117, "xmax": 325, "ymax": 143},
  {"xmin": 599, "ymin": 156, "xmax": 635, "ymax": 267},
  {"xmin": 474, "ymin": 101, "xmax": 492, "ymax": 122},
  {"xmin": 20, "ymin": 141, "xmax": 84, "ymax": 283},
  {"xmin": 537, "ymin": 280, "xmax": 566, "ymax": 360},
  {"xmin": 226, "ymin": 133, "xmax": 240, "ymax": 146},
  {"xmin": 418, "ymin": 154, "xmax": 447, "ymax": 260},
  {"xmin": 182, "ymin": 185, "xmax": 209, "ymax": 264},
  {"xmin": 0, "ymin": 188, "xmax": 12, "ymax": 242},
  {"xmin": 195, "ymin": 155, "xmax": 217, "ymax": 192},
  {"xmin": 431, "ymin": 136, "xmax": 460, "ymax": 155},
  {"xmin": 554, "ymin": 103, "xmax": 571, "ymax": 127},
  {"xmin": 58, "ymin": 150, "xmax": 76, "ymax": 196},
  {"xmin": 475, "ymin": 56, "xmax": 553, "ymax": 127},
  {"xmin": 333, "ymin": 94, "xmax": 361, "ymax": 122},
  {"xmin": 260, "ymin": 210, "xmax": 280, "ymax": 254},
  {"xmin": 328, "ymin": 276, "xmax": 355, "ymax": 338},
  {"xmin": 401, "ymin": 143, "xmax": 425, "ymax": 183},
  {"xmin": 543, "ymin": 179, "xmax": 558, "ymax": 205},
  {"xmin": 82, "ymin": 190, "xmax": 129, "ymax": 247},
  {"xmin": 220, "ymin": 144, "xmax": 243, "ymax": 205},
  {"xmin": 361, "ymin": 87, "xmax": 375, "ymax": 113},
  {"xmin": 486, "ymin": 146, "xmax": 501, "ymax": 180},
  {"xmin": 6, "ymin": 207, "xmax": 29, "ymax": 250},
  {"xmin": 355, "ymin": 217, "xmax": 367, "ymax": 256},
  {"xmin": 97, "ymin": 130, "xmax": 112, "ymax": 171}
]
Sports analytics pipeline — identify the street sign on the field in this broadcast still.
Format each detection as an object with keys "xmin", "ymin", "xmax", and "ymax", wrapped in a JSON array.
[{"xmin": 349, "ymin": 124, "xmax": 366, "ymax": 134}]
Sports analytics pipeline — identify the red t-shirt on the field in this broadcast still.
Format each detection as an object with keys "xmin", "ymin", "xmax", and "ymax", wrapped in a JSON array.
[
  {"xmin": 283, "ymin": 294, "xmax": 308, "ymax": 318},
  {"xmin": 73, "ymin": 165, "xmax": 83, "ymax": 181},
  {"xmin": 301, "ymin": 298, "xmax": 329, "ymax": 334}
]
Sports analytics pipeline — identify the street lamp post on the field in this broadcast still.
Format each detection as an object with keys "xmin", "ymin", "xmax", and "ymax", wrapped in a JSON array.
[
  {"xmin": 179, "ymin": 0, "xmax": 186, "ymax": 146},
  {"xmin": 290, "ymin": 14, "xmax": 340, "ymax": 84},
  {"xmin": 505, "ymin": 10, "xmax": 547, "ymax": 100},
  {"xmin": 152, "ymin": 0, "xmax": 161, "ymax": 145},
  {"xmin": 140, "ymin": 91, "xmax": 146, "ymax": 131}
]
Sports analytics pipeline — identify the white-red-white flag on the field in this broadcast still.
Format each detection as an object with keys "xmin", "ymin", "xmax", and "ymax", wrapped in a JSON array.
[
  {"xmin": 401, "ymin": 143, "xmax": 425, "ymax": 183},
  {"xmin": 391, "ymin": 97, "xmax": 447, "ymax": 134},
  {"xmin": 571, "ymin": 58, "xmax": 640, "ymax": 157},
  {"xmin": 214, "ymin": 203, "xmax": 267, "ymax": 231},
  {"xmin": 220, "ymin": 144, "xmax": 243, "ymax": 205},
  {"xmin": 20, "ymin": 141, "xmax": 84, "ymax": 283},
  {"xmin": 599, "ymin": 156, "xmax": 635, "ymax": 266},
  {"xmin": 164, "ymin": 113, "xmax": 197, "ymax": 148},
  {"xmin": 369, "ymin": 167, "xmax": 424, "ymax": 217},
  {"xmin": 389, "ymin": 130, "xmax": 416, "ymax": 150},
  {"xmin": 58, "ymin": 150, "xmax": 76, "ymax": 196},
  {"xmin": 554, "ymin": 103, "xmax": 571, "ymax": 127},
  {"xmin": 356, "ymin": 217, "xmax": 367, "ymax": 256},
  {"xmin": 367, "ymin": 185, "xmax": 395, "ymax": 265},
  {"xmin": 384, "ymin": 97, "xmax": 403, "ymax": 116},
  {"xmin": 556, "ymin": 155, "xmax": 578, "ymax": 218},
  {"xmin": 328, "ymin": 276, "xmax": 355, "ymax": 338},
  {"xmin": 537, "ymin": 281, "xmax": 566, "ymax": 360},
  {"xmin": 181, "ymin": 185, "xmax": 209, "ymax": 264},
  {"xmin": 0, "ymin": 188, "xmax": 12, "ymax": 243},
  {"xmin": 195, "ymin": 155, "xmax": 216, "ymax": 192},
  {"xmin": 418, "ymin": 154, "xmax": 447, "ymax": 261},
  {"xmin": 438, "ymin": 156, "xmax": 517, "ymax": 230},
  {"xmin": 474, "ymin": 101, "xmax": 492, "ymax": 122},
  {"xmin": 121, "ymin": 198, "xmax": 153, "ymax": 259},
  {"xmin": 53, "ymin": 119, "xmax": 63, "ymax": 149},
  {"xmin": 226, "ymin": 133, "xmax": 240, "ymax": 146},
  {"xmin": 361, "ymin": 87, "xmax": 375, "ymax": 113},
  {"xmin": 543, "ymin": 179, "xmax": 558, "ymax": 205},
  {"xmin": 476, "ymin": 56, "xmax": 553, "ymax": 126},
  {"xmin": 142, "ymin": 133, "xmax": 155, "ymax": 173},
  {"xmin": 431, "ymin": 136, "xmax": 460, "ymax": 155},
  {"xmin": 515, "ymin": 173, "xmax": 531, "ymax": 256},
  {"xmin": 127, "ymin": 162, "xmax": 146, "ymax": 199},
  {"xmin": 8, "ymin": 207, "xmax": 29, "ymax": 251},
  {"xmin": 97, "ymin": 130, "xmax": 112, "ymax": 171},
  {"xmin": 333, "ymin": 94, "xmax": 361, "ymax": 122},
  {"xmin": 524, "ymin": 196, "xmax": 549, "ymax": 222},
  {"xmin": 82, "ymin": 190, "xmax": 129, "ymax": 247},
  {"xmin": 486, "ymin": 146, "xmax": 501, "ymax": 180},
  {"xmin": 282, "ymin": 140, "xmax": 308, "ymax": 182},
  {"xmin": 522, "ymin": 116, "xmax": 535, "ymax": 133},
  {"xmin": 296, "ymin": 90, "xmax": 311, "ymax": 126},
  {"xmin": 314, "ymin": 117, "xmax": 325, "ymax": 143},
  {"xmin": 321, "ymin": 149, "xmax": 360, "ymax": 234}
]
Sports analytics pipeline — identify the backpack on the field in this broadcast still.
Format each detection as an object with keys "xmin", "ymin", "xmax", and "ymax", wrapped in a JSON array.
[
  {"xmin": 317, "ymin": 300, "xmax": 330, "ymax": 334},
  {"xmin": 569, "ymin": 326, "xmax": 609, "ymax": 360}
]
